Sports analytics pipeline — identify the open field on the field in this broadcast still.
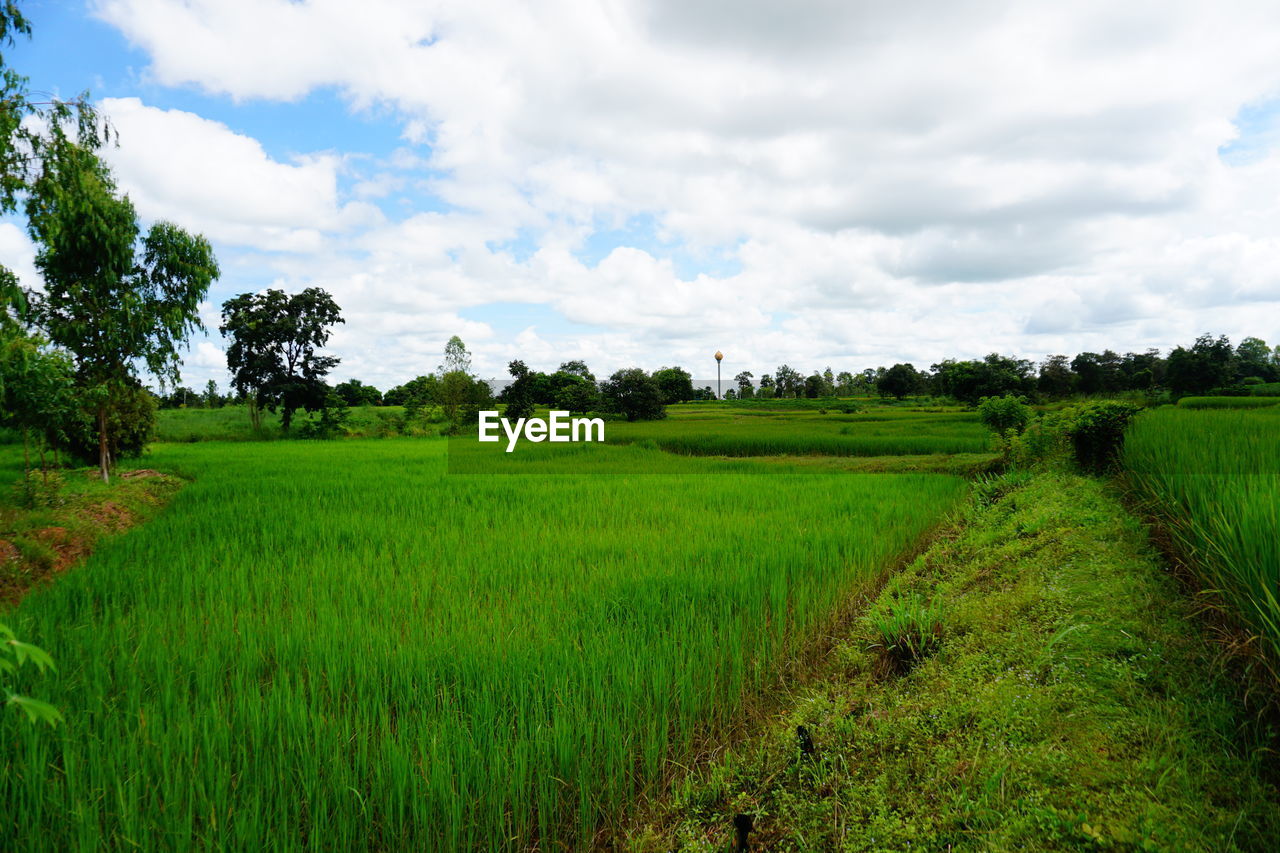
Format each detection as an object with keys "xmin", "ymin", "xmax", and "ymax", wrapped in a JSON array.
[
  {"xmin": 1124, "ymin": 406, "xmax": 1280, "ymax": 664},
  {"xmin": 606, "ymin": 403, "xmax": 992, "ymax": 457},
  {"xmin": 0, "ymin": 438, "xmax": 966, "ymax": 849}
]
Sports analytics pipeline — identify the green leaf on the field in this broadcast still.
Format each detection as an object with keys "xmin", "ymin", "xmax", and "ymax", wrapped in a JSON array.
[
  {"xmin": 6, "ymin": 639, "xmax": 56, "ymax": 672},
  {"xmin": 6, "ymin": 694, "xmax": 64, "ymax": 727}
]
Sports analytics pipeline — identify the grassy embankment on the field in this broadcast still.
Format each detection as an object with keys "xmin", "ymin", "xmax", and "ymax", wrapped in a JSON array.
[
  {"xmin": 0, "ymin": 438, "xmax": 967, "ymax": 850},
  {"xmin": 0, "ymin": 447, "xmax": 181, "ymax": 606},
  {"xmin": 633, "ymin": 471, "xmax": 1280, "ymax": 851}
]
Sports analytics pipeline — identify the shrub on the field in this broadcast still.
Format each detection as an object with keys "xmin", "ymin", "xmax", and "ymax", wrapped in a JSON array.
[
  {"xmin": 977, "ymin": 395, "xmax": 1031, "ymax": 438},
  {"xmin": 60, "ymin": 384, "xmax": 156, "ymax": 465},
  {"xmin": 1066, "ymin": 401, "xmax": 1142, "ymax": 473},
  {"xmin": 13, "ymin": 469, "xmax": 65, "ymax": 509}
]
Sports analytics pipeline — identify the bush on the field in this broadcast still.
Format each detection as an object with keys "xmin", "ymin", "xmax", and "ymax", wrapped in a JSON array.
[
  {"xmin": 60, "ymin": 385, "xmax": 156, "ymax": 465},
  {"xmin": 1066, "ymin": 401, "xmax": 1142, "ymax": 473},
  {"xmin": 977, "ymin": 395, "xmax": 1031, "ymax": 437}
]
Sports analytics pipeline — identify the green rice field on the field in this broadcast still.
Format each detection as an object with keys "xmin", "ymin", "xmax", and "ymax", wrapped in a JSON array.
[
  {"xmin": 1124, "ymin": 406, "xmax": 1280, "ymax": 662},
  {"xmin": 0, "ymin": 438, "xmax": 967, "ymax": 849}
]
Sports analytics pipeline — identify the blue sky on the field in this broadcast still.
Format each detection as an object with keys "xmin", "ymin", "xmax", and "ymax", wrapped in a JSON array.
[{"xmin": 4, "ymin": 0, "xmax": 1280, "ymax": 390}]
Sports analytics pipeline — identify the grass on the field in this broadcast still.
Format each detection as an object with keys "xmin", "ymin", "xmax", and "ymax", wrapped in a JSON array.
[
  {"xmin": 632, "ymin": 471, "xmax": 1280, "ymax": 850},
  {"xmin": 1175, "ymin": 396, "xmax": 1280, "ymax": 409},
  {"xmin": 1123, "ymin": 406, "xmax": 1280, "ymax": 667},
  {"xmin": 605, "ymin": 404, "xmax": 991, "ymax": 457},
  {"xmin": 0, "ymin": 439, "xmax": 967, "ymax": 850},
  {"xmin": 154, "ymin": 405, "xmax": 438, "ymax": 442}
]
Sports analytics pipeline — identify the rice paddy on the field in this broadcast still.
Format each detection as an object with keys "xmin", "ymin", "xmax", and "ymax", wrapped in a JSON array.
[
  {"xmin": 0, "ymin": 437, "xmax": 967, "ymax": 849},
  {"xmin": 1124, "ymin": 406, "xmax": 1280, "ymax": 662}
]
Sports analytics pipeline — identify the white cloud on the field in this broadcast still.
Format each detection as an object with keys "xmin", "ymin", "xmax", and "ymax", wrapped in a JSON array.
[{"xmin": 83, "ymin": 0, "xmax": 1280, "ymax": 387}]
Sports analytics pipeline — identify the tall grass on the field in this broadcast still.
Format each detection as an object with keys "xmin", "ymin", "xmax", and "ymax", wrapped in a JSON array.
[
  {"xmin": 0, "ymin": 439, "xmax": 966, "ymax": 849},
  {"xmin": 1175, "ymin": 396, "xmax": 1280, "ymax": 409},
  {"xmin": 607, "ymin": 408, "xmax": 989, "ymax": 457},
  {"xmin": 1124, "ymin": 407, "xmax": 1280, "ymax": 663}
]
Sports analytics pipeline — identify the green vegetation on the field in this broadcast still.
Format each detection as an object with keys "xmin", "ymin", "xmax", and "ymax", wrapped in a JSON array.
[
  {"xmin": 1176, "ymin": 396, "xmax": 1280, "ymax": 409},
  {"xmin": 1124, "ymin": 407, "xmax": 1280, "ymax": 667},
  {"xmin": 0, "ymin": 439, "xmax": 966, "ymax": 849},
  {"xmin": 636, "ymin": 472, "xmax": 1280, "ymax": 850},
  {"xmin": 606, "ymin": 404, "xmax": 990, "ymax": 457}
]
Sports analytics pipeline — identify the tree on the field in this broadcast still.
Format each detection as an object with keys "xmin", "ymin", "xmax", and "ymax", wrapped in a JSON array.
[
  {"xmin": 774, "ymin": 364, "xmax": 802, "ymax": 398},
  {"xmin": 440, "ymin": 335, "xmax": 471, "ymax": 375},
  {"xmin": 0, "ymin": 331, "xmax": 76, "ymax": 478},
  {"xmin": 1166, "ymin": 334, "xmax": 1235, "ymax": 396},
  {"xmin": 1037, "ymin": 355, "xmax": 1076, "ymax": 398},
  {"xmin": 502, "ymin": 359, "xmax": 536, "ymax": 421},
  {"xmin": 551, "ymin": 371, "xmax": 598, "ymax": 414},
  {"xmin": 877, "ymin": 363, "xmax": 922, "ymax": 399},
  {"xmin": 435, "ymin": 336, "xmax": 490, "ymax": 431},
  {"xmin": 334, "ymin": 378, "xmax": 382, "ymax": 407},
  {"xmin": 1236, "ymin": 336, "xmax": 1276, "ymax": 382},
  {"xmin": 835, "ymin": 371, "xmax": 855, "ymax": 396},
  {"xmin": 221, "ymin": 288, "xmax": 343, "ymax": 432},
  {"xmin": 652, "ymin": 366, "xmax": 695, "ymax": 404},
  {"xmin": 203, "ymin": 379, "xmax": 222, "ymax": 408},
  {"xmin": 557, "ymin": 359, "xmax": 595, "ymax": 383},
  {"xmin": 28, "ymin": 139, "xmax": 217, "ymax": 481},
  {"xmin": 804, "ymin": 373, "xmax": 826, "ymax": 398},
  {"xmin": 600, "ymin": 368, "xmax": 666, "ymax": 421},
  {"xmin": 734, "ymin": 370, "xmax": 754, "ymax": 399}
]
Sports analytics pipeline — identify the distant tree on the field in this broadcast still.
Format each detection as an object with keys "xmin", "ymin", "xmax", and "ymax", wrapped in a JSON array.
[
  {"xmin": 386, "ymin": 374, "xmax": 439, "ymax": 414},
  {"xmin": 203, "ymin": 379, "xmax": 223, "ymax": 408},
  {"xmin": 221, "ymin": 288, "xmax": 343, "ymax": 432},
  {"xmin": 435, "ymin": 336, "xmax": 490, "ymax": 431},
  {"xmin": 557, "ymin": 359, "xmax": 596, "ymax": 383},
  {"xmin": 878, "ymin": 363, "xmax": 922, "ymax": 399},
  {"xmin": 1037, "ymin": 355, "xmax": 1076, "ymax": 398},
  {"xmin": 774, "ymin": 365, "xmax": 802, "ymax": 398},
  {"xmin": 1166, "ymin": 334, "xmax": 1235, "ymax": 396},
  {"xmin": 734, "ymin": 370, "xmax": 754, "ymax": 399},
  {"xmin": 600, "ymin": 368, "xmax": 666, "ymax": 421},
  {"xmin": 503, "ymin": 359, "xmax": 536, "ymax": 420},
  {"xmin": 1118, "ymin": 349, "xmax": 1164, "ymax": 391},
  {"xmin": 551, "ymin": 371, "xmax": 598, "ymax": 414},
  {"xmin": 28, "ymin": 138, "xmax": 217, "ymax": 481},
  {"xmin": 1236, "ymin": 336, "xmax": 1276, "ymax": 382},
  {"xmin": 759, "ymin": 373, "xmax": 774, "ymax": 392},
  {"xmin": 931, "ymin": 354, "xmax": 1033, "ymax": 405},
  {"xmin": 804, "ymin": 373, "xmax": 825, "ymax": 398},
  {"xmin": 1071, "ymin": 351, "xmax": 1122, "ymax": 395},
  {"xmin": 334, "ymin": 378, "xmax": 381, "ymax": 407},
  {"xmin": 724, "ymin": 388, "xmax": 737, "ymax": 400},
  {"xmin": 835, "ymin": 370, "xmax": 855, "ymax": 396},
  {"xmin": 652, "ymin": 366, "xmax": 695, "ymax": 404}
]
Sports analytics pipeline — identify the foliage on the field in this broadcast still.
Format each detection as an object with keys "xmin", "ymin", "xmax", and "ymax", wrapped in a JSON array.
[
  {"xmin": 976, "ymin": 394, "xmax": 1031, "ymax": 437},
  {"xmin": 1065, "ymin": 400, "xmax": 1142, "ymax": 474},
  {"xmin": 12, "ymin": 466, "xmax": 64, "ymax": 509},
  {"xmin": 1, "ymin": 623, "xmax": 61, "ymax": 727},
  {"xmin": 876, "ymin": 363, "xmax": 923, "ymax": 399},
  {"xmin": 501, "ymin": 359, "xmax": 536, "ymax": 420},
  {"xmin": 652, "ymin": 365, "xmax": 695, "ymax": 404},
  {"xmin": 294, "ymin": 390, "xmax": 350, "ymax": 439},
  {"xmin": 931, "ymin": 353, "xmax": 1035, "ymax": 404},
  {"xmin": 59, "ymin": 382, "xmax": 155, "ymax": 465},
  {"xmin": 220, "ymin": 288, "xmax": 342, "ymax": 431},
  {"xmin": 333, "ymin": 378, "xmax": 381, "ymax": 407},
  {"xmin": 0, "ymin": 330, "xmax": 77, "ymax": 470},
  {"xmin": 24, "ymin": 136, "xmax": 215, "ymax": 480},
  {"xmin": 1166, "ymin": 334, "xmax": 1235, "ymax": 397},
  {"xmin": 599, "ymin": 367, "xmax": 667, "ymax": 421}
]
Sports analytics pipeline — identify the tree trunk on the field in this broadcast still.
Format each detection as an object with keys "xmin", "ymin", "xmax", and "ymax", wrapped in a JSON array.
[
  {"xmin": 249, "ymin": 396, "xmax": 261, "ymax": 431},
  {"xmin": 97, "ymin": 405, "xmax": 110, "ymax": 483}
]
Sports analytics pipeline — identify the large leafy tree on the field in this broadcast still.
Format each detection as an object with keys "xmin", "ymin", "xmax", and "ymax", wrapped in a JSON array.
[
  {"xmin": 26, "ymin": 136, "xmax": 217, "ymax": 481},
  {"xmin": 600, "ymin": 368, "xmax": 665, "ymax": 421},
  {"xmin": 220, "ymin": 288, "xmax": 344, "ymax": 432},
  {"xmin": 652, "ymin": 365, "xmax": 695, "ymax": 404}
]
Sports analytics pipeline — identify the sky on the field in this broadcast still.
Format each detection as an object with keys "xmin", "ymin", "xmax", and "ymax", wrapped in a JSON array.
[{"xmin": 3, "ymin": 0, "xmax": 1280, "ymax": 390}]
